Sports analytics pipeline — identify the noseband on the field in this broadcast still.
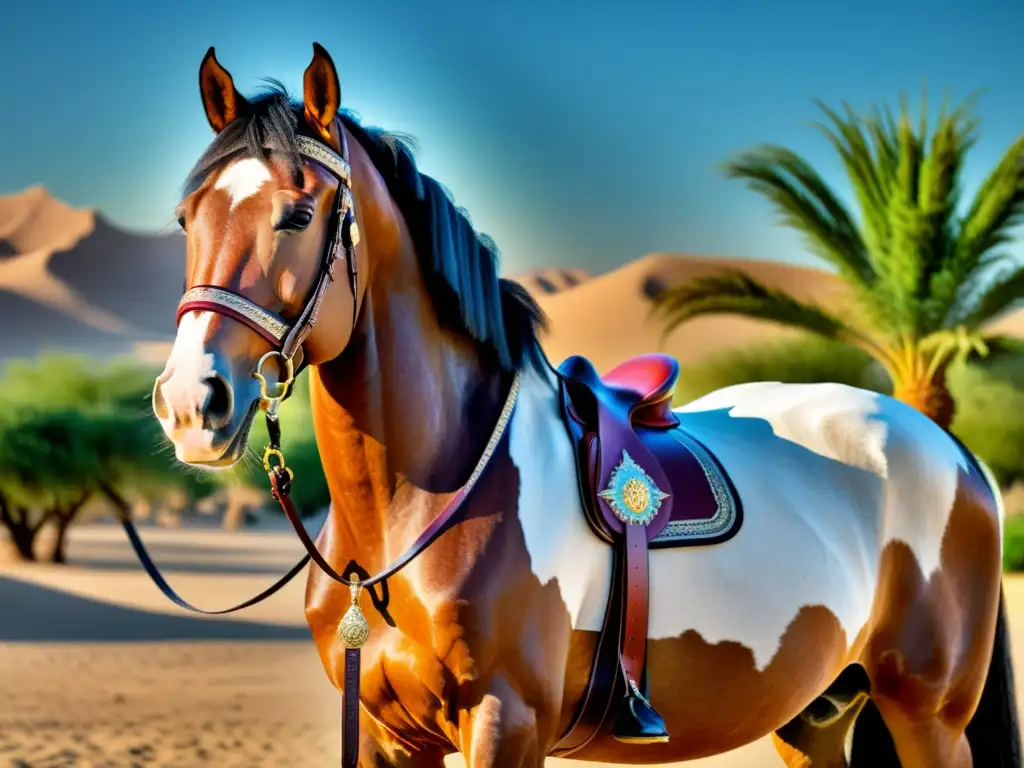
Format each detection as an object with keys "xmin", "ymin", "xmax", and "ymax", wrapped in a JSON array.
[{"xmin": 176, "ymin": 131, "xmax": 361, "ymax": 415}]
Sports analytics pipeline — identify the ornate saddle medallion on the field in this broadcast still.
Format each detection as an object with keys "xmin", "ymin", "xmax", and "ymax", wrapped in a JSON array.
[{"xmin": 598, "ymin": 449, "xmax": 670, "ymax": 526}]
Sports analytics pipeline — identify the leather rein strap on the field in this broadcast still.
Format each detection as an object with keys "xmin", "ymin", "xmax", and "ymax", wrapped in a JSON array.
[{"xmin": 125, "ymin": 124, "xmax": 524, "ymax": 768}]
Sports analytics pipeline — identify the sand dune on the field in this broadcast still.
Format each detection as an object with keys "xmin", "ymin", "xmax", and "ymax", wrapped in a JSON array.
[
  {"xmin": 0, "ymin": 248, "xmax": 130, "ymax": 334},
  {"xmin": 531, "ymin": 252, "xmax": 1024, "ymax": 374},
  {"xmin": 531, "ymin": 252, "xmax": 845, "ymax": 373},
  {"xmin": 0, "ymin": 188, "xmax": 132, "ymax": 339},
  {"xmin": 510, "ymin": 266, "xmax": 595, "ymax": 296},
  {"xmin": 0, "ymin": 186, "xmax": 94, "ymax": 256},
  {"xmin": 0, "ymin": 187, "xmax": 184, "ymax": 362}
]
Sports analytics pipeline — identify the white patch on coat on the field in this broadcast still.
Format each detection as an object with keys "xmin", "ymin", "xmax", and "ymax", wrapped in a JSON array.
[
  {"xmin": 214, "ymin": 158, "xmax": 273, "ymax": 209},
  {"xmin": 157, "ymin": 311, "xmax": 216, "ymax": 429},
  {"xmin": 676, "ymin": 381, "xmax": 967, "ymax": 580},
  {"xmin": 509, "ymin": 372, "xmax": 969, "ymax": 672},
  {"xmin": 508, "ymin": 365, "xmax": 613, "ymax": 630}
]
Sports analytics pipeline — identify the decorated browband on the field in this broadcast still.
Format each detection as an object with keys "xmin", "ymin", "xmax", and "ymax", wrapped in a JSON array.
[{"xmin": 175, "ymin": 133, "xmax": 358, "ymax": 358}]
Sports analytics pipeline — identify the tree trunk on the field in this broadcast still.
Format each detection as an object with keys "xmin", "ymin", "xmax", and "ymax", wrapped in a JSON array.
[
  {"xmin": 7, "ymin": 519, "xmax": 37, "ymax": 561},
  {"xmin": 0, "ymin": 494, "xmax": 45, "ymax": 562},
  {"xmin": 45, "ymin": 492, "xmax": 91, "ymax": 564},
  {"xmin": 892, "ymin": 371, "xmax": 956, "ymax": 430}
]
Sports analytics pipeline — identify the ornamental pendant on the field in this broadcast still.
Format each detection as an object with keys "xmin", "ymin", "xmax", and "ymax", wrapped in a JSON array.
[{"xmin": 338, "ymin": 581, "xmax": 370, "ymax": 649}]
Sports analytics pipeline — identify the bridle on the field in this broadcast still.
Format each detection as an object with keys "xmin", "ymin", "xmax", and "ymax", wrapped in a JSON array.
[
  {"xmin": 176, "ymin": 130, "xmax": 362, "ymax": 431},
  {"xmin": 128, "ymin": 122, "xmax": 522, "ymax": 768}
]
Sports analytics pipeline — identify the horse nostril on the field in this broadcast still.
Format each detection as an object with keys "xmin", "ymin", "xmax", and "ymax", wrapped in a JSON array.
[
  {"xmin": 152, "ymin": 380, "xmax": 170, "ymax": 421},
  {"xmin": 203, "ymin": 374, "xmax": 234, "ymax": 430}
]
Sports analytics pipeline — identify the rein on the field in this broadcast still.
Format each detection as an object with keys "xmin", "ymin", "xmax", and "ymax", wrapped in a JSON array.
[{"xmin": 129, "ymin": 125, "xmax": 522, "ymax": 768}]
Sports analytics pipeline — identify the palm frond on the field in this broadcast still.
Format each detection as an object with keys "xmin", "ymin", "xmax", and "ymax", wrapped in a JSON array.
[
  {"xmin": 882, "ymin": 100, "xmax": 929, "ymax": 327},
  {"xmin": 651, "ymin": 270, "xmax": 884, "ymax": 356},
  {"xmin": 812, "ymin": 93, "xmax": 981, "ymax": 335},
  {"xmin": 958, "ymin": 136, "xmax": 1024, "ymax": 259},
  {"xmin": 940, "ymin": 132, "xmax": 1024, "ymax": 322},
  {"xmin": 864, "ymin": 102, "xmax": 900, "ymax": 190},
  {"xmin": 812, "ymin": 100, "xmax": 892, "ymax": 262},
  {"xmin": 977, "ymin": 334, "xmax": 1024, "ymax": 360},
  {"xmin": 722, "ymin": 146, "xmax": 875, "ymax": 289},
  {"xmin": 918, "ymin": 326, "xmax": 990, "ymax": 378},
  {"xmin": 812, "ymin": 99, "xmax": 919, "ymax": 331},
  {"xmin": 955, "ymin": 261, "xmax": 1024, "ymax": 328}
]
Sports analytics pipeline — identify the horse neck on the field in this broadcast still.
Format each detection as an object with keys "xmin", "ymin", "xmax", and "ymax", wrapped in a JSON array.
[
  {"xmin": 306, "ymin": 368, "xmax": 394, "ymax": 559},
  {"xmin": 308, "ymin": 348, "xmax": 509, "ymax": 573},
  {"xmin": 309, "ymin": 269, "xmax": 511, "ymax": 569}
]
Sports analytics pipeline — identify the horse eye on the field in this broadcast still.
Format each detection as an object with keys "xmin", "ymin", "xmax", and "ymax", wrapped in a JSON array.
[
  {"xmin": 279, "ymin": 208, "xmax": 313, "ymax": 231},
  {"xmin": 177, "ymin": 215, "xmax": 186, "ymax": 232}
]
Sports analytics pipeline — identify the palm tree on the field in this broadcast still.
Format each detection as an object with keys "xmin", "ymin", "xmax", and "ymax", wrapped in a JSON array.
[{"xmin": 652, "ymin": 92, "xmax": 1024, "ymax": 428}]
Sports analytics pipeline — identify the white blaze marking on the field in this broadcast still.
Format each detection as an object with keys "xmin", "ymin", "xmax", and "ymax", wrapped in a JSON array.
[
  {"xmin": 158, "ymin": 312, "xmax": 216, "ymax": 427},
  {"xmin": 510, "ymin": 371, "xmax": 969, "ymax": 673},
  {"xmin": 167, "ymin": 311, "xmax": 216, "ymax": 380},
  {"xmin": 214, "ymin": 157, "xmax": 273, "ymax": 209}
]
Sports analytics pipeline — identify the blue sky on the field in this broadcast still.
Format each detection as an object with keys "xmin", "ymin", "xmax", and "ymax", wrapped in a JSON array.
[{"xmin": 1, "ymin": 0, "xmax": 1022, "ymax": 274}]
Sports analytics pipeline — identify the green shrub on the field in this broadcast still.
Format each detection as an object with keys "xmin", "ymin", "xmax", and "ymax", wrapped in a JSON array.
[
  {"xmin": 1003, "ymin": 516, "xmax": 1024, "ymax": 572},
  {"xmin": 948, "ymin": 357, "xmax": 1024, "ymax": 487},
  {"xmin": 674, "ymin": 334, "xmax": 891, "ymax": 405}
]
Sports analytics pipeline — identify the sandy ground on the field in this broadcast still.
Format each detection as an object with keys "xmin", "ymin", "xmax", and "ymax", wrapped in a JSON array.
[{"xmin": 3, "ymin": 524, "xmax": 1024, "ymax": 767}]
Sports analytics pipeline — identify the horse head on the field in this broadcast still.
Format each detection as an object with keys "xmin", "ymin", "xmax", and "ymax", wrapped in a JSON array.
[
  {"xmin": 154, "ymin": 43, "xmax": 543, "ymax": 477},
  {"xmin": 153, "ymin": 44, "xmax": 366, "ymax": 466}
]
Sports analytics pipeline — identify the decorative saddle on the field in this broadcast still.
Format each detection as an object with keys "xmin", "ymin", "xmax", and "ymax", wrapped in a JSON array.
[{"xmin": 551, "ymin": 353, "xmax": 742, "ymax": 755}]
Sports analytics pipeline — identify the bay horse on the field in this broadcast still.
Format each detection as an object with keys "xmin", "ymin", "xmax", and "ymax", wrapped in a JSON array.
[{"xmin": 145, "ymin": 43, "xmax": 1020, "ymax": 767}]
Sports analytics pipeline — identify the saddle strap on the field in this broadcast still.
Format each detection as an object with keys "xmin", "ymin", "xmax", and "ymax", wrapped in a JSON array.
[{"xmin": 621, "ymin": 522, "xmax": 650, "ymax": 690}]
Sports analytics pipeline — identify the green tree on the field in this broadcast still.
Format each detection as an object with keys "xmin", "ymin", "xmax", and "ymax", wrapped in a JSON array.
[
  {"xmin": 653, "ymin": 92, "xmax": 1024, "ymax": 429},
  {"xmin": 0, "ymin": 355, "xmax": 209, "ymax": 562}
]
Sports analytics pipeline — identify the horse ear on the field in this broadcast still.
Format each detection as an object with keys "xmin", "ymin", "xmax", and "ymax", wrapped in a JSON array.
[
  {"xmin": 303, "ymin": 42, "xmax": 341, "ymax": 143},
  {"xmin": 199, "ymin": 47, "xmax": 248, "ymax": 134}
]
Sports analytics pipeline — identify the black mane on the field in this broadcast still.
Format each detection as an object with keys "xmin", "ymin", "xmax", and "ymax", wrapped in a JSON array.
[{"xmin": 184, "ymin": 84, "xmax": 546, "ymax": 373}]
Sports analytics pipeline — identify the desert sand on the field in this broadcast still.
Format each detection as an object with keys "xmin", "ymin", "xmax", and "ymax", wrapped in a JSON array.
[{"xmin": 3, "ymin": 523, "xmax": 1024, "ymax": 767}]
